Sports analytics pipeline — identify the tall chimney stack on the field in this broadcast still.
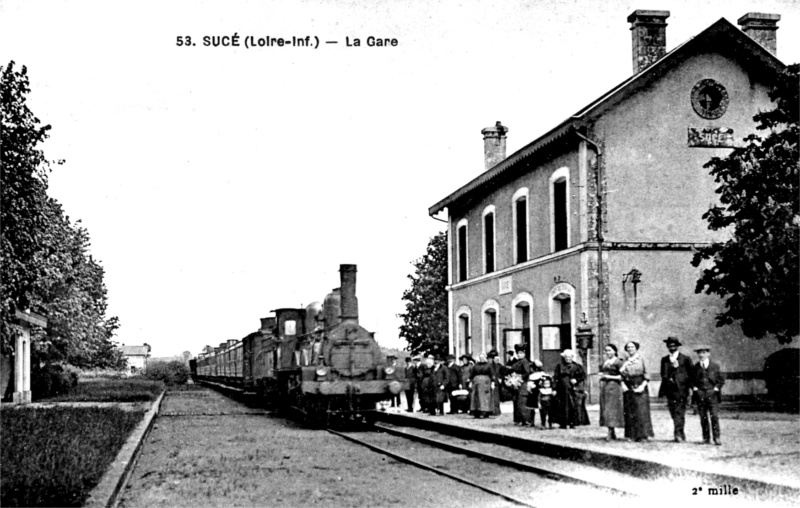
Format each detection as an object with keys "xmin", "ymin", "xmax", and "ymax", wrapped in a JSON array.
[
  {"xmin": 339, "ymin": 264, "xmax": 358, "ymax": 324},
  {"xmin": 738, "ymin": 13, "xmax": 780, "ymax": 56},
  {"xmin": 628, "ymin": 10, "xmax": 670, "ymax": 74},
  {"xmin": 481, "ymin": 121, "xmax": 508, "ymax": 171}
]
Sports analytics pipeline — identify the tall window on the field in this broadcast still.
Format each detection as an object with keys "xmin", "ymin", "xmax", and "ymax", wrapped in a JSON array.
[
  {"xmin": 516, "ymin": 197, "xmax": 528, "ymax": 263},
  {"xmin": 457, "ymin": 220, "xmax": 468, "ymax": 282},
  {"xmin": 458, "ymin": 312, "xmax": 471, "ymax": 356},
  {"xmin": 554, "ymin": 179, "xmax": 568, "ymax": 251},
  {"xmin": 550, "ymin": 167, "xmax": 571, "ymax": 253},
  {"xmin": 483, "ymin": 206, "xmax": 495, "ymax": 274},
  {"xmin": 487, "ymin": 310, "xmax": 498, "ymax": 350}
]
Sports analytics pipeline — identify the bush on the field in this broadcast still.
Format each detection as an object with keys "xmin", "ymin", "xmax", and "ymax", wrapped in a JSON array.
[
  {"xmin": 31, "ymin": 364, "xmax": 79, "ymax": 400},
  {"xmin": 142, "ymin": 360, "xmax": 190, "ymax": 386},
  {"xmin": 42, "ymin": 378, "xmax": 164, "ymax": 403},
  {"xmin": 1, "ymin": 406, "xmax": 143, "ymax": 507}
]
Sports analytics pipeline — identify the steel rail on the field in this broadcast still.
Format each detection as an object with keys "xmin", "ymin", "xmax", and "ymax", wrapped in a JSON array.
[
  {"xmin": 372, "ymin": 423, "xmax": 634, "ymax": 497},
  {"xmin": 327, "ymin": 429, "xmax": 538, "ymax": 508}
]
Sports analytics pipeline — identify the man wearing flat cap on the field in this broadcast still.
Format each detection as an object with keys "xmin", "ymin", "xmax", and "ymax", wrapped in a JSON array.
[
  {"xmin": 658, "ymin": 336, "xmax": 694, "ymax": 442},
  {"xmin": 691, "ymin": 345, "xmax": 725, "ymax": 445}
]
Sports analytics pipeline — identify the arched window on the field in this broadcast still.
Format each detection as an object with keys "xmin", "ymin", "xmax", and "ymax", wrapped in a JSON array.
[
  {"xmin": 456, "ymin": 218, "xmax": 469, "ymax": 282},
  {"xmin": 550, "ymin": 167, "xmax": 571, "ymax": 252},
  {"xmin": 481, "ymin": 299, "xmax": 500, "ymax": 354},
  {"xmin": 456, "ymin": 306, "xmax": 472, "ymax": 357},
  {"xmin": 512, "ymin": 292, "xmax": 535, "ymax": 358},
  {"xmin": 512, "ymin": 188, "xmax": 529, "ymax": 264},
  {"xmin": 482, "ymin": 205, "xmax": 496, "ymax": 274}
]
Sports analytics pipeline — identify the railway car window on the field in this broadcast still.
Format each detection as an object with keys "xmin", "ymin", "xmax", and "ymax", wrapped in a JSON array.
[{"xmin": 285, "ymin": 320, "xmax": 296, "ymax": 336}]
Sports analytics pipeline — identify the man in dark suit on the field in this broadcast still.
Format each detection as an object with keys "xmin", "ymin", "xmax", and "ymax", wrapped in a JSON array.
[
  {"xmin": 658, "ymin": 336, "xmax": 694, "ymax": 442},
  {"xmin": 512, "ymin": 346, "xmax": 532, "ymax": 425},
  {"xmin": 404, "ymin": 356, "xmax": 419, "ymax": 412},
  {"xmin": 432, "ymin": 356, "xmax": 449, "ymax": 415},
  {"xmin": 691, "ymin": 345, "xmax": 725, "ymax": 445},
  {"xmin": 445, "ymin": 354, "xmax": 463, "ymax": 414}
]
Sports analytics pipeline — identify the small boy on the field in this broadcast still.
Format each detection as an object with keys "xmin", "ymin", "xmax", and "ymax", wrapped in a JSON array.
[
  {"xmin": 538, "ymin": 375, "xmax": 554, "ymax": 429},
  {"xmin": 525, "ymin": 372, "xmax": 542, "ymax": 427}
]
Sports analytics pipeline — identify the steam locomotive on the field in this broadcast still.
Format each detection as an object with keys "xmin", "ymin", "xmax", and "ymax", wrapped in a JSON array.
[{"xmin": 189, "ymin": 264, "xmax": 405, "ymax": 424}]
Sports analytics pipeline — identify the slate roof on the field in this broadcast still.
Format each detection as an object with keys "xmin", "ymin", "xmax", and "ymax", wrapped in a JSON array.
[{"xmin": 429, "ymin": 18, "xmax": 785, "ymax": 216}]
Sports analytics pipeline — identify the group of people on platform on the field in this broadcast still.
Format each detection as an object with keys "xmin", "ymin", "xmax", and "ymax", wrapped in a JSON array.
[{"xmin": 397, "ymin": 335, "xmax": 725, "ymax": 446}]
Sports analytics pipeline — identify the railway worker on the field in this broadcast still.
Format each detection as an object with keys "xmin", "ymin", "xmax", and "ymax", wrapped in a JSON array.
[
  {"xmin": 445, "ymin": 354, "xmax": 463, "ymax": 414},
  {"xmin": 658, "ymin": 337, "xmax": 694, "ymax": 442},
  {"xmin": 419, "ymin": 355, "xmax": 435, "ymax": 415},
  {"xmin": 511, "ymin": 346, "xmax": 533, "ymax": 426},
  {"xmin": 469, "ymin": 353, "xmax": 496, "ymax": 418},
  {"xmin": 432, "ymin": 356, "xmax": 449, "ymax": 416},
  {"xmin": 691, "ymin": 345, "xmax": 724, "ymax": 446},
  {"xmin": 404, "ymin": 356, "xmax": 419, "ymax": 413},
  {"xmin": 488, "ymin": 350, "xmax": 503, "ymax": 416},
  {"xmin": 387, "ymin": 355, "xmax": 402, "ymax": 408}
]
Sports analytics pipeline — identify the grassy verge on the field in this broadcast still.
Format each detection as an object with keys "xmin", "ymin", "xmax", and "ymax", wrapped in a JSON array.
[
  {"xmin": 40, "ymin": 378, "xmax": 165, "ymax": 403},
  {"xmin": 1, "ymin": 406, "xmax": 144, "ymax": 507}
]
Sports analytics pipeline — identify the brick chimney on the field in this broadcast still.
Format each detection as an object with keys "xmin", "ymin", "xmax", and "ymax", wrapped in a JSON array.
[
  {"xmin": 738, "ymin": 13, "xmax": 780, "ymax": 56},
  {"xmin": 628, "ymin": 10, "xmax": 670, "ymax": 74},
  {"xmin": 481, "ymin": 121, "xmax": 508, "ymax": 171}
]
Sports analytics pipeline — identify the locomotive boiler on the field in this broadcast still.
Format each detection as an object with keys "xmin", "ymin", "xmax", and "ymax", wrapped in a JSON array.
[{"xmin": 191, "ymin": 264, "xmax": 405, "ymax": 424}]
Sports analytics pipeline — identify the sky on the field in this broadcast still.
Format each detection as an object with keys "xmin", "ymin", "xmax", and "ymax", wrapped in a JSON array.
[{"xmin": 2, "ymin": 0, "xmax": 798, "ymax": 357}]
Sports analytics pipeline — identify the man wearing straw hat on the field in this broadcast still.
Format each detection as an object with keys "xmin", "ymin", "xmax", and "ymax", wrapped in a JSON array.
[{"xmin": 691, "ymin": 344, "xmax": 725, "ymax": 445}]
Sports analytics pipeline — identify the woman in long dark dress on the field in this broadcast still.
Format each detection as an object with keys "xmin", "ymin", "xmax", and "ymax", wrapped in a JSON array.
[
  {"xmin": 488, "ymin": 350, "xmax": 502, "ymax": 416},
  {"xmin": 552, "ymin": 349, "xmax": 590, "ymax": 428},
  {"xmin": 620, "ymin": 341, "xmax": 654, "ymax": 441},
  {"xmin": 469, "ymin": 353, "xmax": 495, "ymax": 418},
  {"xmin": 599, "ymin": 344, "xmax": 625, "ymax": 440},
  {"xmin": 418, "ymin": 355, "xmax": 435, "ymax": 415}
]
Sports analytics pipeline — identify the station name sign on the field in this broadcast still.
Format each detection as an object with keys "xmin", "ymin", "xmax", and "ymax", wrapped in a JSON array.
[{"xmin": 688, "ymin": 127, "xmax": 734, "ymax": 148}]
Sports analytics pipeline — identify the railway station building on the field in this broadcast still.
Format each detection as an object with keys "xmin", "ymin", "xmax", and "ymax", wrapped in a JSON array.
[{"xmin": 429, "ymin": 11, "xmax": 791, "ymax": 402}]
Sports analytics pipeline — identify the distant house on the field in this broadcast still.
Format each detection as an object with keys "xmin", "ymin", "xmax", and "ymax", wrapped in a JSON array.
[{"xmin": 121, "ymin": 344, "xmax": 151, "ymax": 375}]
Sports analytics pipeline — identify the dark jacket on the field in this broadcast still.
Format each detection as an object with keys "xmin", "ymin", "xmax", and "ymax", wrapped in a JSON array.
[
  {"xmin": 446, "ymin": 363, "xmax": 463, "ymax": 390},
  {"xmin": 432, "ymin": 364, "xmax": 449, "ymax": 389},
  {"xmin": 658, "ymin": 352, "xmax": 694, "ymax": 399},
  {"xmin": 691, "ymin": 360, "xmax": 725, "ymax": 402},
  {"xmin": 405, "ymin": 364, "xmax": 418, "ymax": 390}
]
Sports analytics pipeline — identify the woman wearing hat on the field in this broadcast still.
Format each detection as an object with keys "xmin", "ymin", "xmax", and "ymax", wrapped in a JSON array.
[
  {"xmin": 469, "ymin": 353, "xmax": 496, "ymax": 418},
  {"xmin": 620, "ymin": 341, "xmax": 654, "ymax": 442}
]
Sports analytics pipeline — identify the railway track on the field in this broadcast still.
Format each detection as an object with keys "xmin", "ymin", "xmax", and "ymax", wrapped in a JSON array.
[{"xmin": 328, "ymin": 423, "xmax": 638, "ymax": 507}]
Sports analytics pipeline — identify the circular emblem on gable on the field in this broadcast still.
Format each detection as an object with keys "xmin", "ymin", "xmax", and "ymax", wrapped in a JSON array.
[{"xmin": 691, "ymin": 79, "xmax": 729, "ymax": 119}]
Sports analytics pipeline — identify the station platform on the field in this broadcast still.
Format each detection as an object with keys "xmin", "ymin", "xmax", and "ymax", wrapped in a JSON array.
[{"xmin": 379, "ymin": 400, "xmax": 799, "ymax": 501}]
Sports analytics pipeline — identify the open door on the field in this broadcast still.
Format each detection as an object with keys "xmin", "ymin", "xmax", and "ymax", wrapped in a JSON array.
[{"xmin": 538, "ymin": 324, "xmax": 571, "ymax": 373}]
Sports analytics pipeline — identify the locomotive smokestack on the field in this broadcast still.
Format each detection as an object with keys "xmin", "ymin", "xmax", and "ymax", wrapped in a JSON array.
[{"xmin": 339, "ymin": 264, "xmax": 359, "ymax": 324}]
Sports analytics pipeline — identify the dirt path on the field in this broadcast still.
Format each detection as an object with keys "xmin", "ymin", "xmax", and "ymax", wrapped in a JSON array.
[{"xmin": 118, "ymin": 387, "xmax": 518, "ymax": 507}]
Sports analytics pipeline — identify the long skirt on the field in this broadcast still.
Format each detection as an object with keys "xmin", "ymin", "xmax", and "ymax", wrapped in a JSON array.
[
  {"xmin": 599, "ymin": 380, "xmax": 625, "ymax": 428},
  {"xmin": 419, "ymin": 378, "xmax": 434, "ymax": 413},
  {"xmin": 491, "ymin": 383, "xmax": 502, "ymax": 415},
  {"xmin": 554, "ymin": 389, "xmax": 590, "ymax": 427},
  {"xmin": 470, "ymin": 375, "xmax": 493, "ymax": 413},
  {"xmin": 623, "ymin": 391, "xmax": 654, "ymax": 440}
]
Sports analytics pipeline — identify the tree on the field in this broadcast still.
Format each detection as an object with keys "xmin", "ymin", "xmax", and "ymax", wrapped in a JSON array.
[
  {"xmin": 1, "ymin": 61, "xmax": 122, "ymax": 367},
  {"xmin": 398, "ymin": 231, "xmax": 449, "ymax": 357},
  {"xmin": 692, "ymin": 63, "xmax": 799, "ymax": 344}
]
